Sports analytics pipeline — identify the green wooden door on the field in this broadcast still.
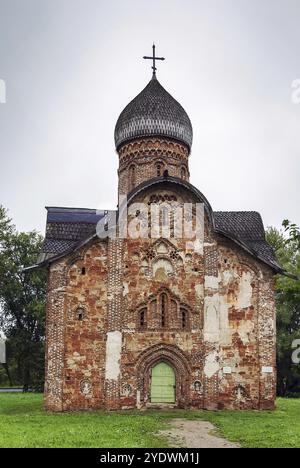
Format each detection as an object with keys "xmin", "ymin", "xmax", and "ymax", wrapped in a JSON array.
[{"xmin": 151, "ymin": 362, "xmax": 175, "ymax": 403}]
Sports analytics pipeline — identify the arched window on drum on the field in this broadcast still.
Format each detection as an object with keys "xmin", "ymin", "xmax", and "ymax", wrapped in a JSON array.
[
  {"xmin": 181, "ymin": 166, "xmax": 187, "ymax": 180},
  {"xmin": 129, "ymin": 164, "xmax": 136, "ymax": 191}
]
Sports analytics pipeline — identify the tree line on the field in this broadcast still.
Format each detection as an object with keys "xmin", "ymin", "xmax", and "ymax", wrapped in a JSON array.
[
  {"xmin": 0, "ymin": 205, "xmax": 299, "ymax": 395},
  {"xmin": 0, "ymin": 206, "xmax": 46, "ymax": 390}
]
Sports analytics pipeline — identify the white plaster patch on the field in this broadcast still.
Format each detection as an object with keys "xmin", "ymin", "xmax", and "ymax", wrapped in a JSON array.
[
  {"xmin": 195, "ymin": 283, "xmax": 204, "ymax": 300},
  {"xmin": 204, "ymin": 294, "xmax": 220, "ymax": 343},
  {"xmin": 185, "ymin": 240, "xmax": 203, "ymax": 255},
  {"xmin": 152, "ymin": 258, "xmax": 173, "ymax": 277},
  {"xmin": 205, "ymin": 275, "xmax": 219, "ymax": 290},
  {"xmin": 123, "ymin": 282, "xmax": 129, "ymax": 296},
  {"xmin": 204, "ymin": 351, "xmax": 219, "ymax": 378},
  {"xmin": 237, "ymin": 320, "xmax": 254, "ymax": 345},
  {"xmin": 236, "ymin": 271, "xmax": 253, "ymax": 309},
  {"xmin": 193, "ymin": 239, "xmax": 204, "ymax": 255},
  {"xmin": 222, "ymin": 269, "xmax": 234, "ymax": 286},
  {"xmin": 219, "ymin": 294, "xmax": 231, "ymax": 345},
  {"xmin": 105, "ymin": 331, "xmax": 122, "ymax": 381}
]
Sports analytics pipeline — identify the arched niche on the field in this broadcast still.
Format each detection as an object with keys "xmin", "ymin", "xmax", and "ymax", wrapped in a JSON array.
[{"xmin": 152, "ymin": 257, "xmax": 174, "ymax": 280}]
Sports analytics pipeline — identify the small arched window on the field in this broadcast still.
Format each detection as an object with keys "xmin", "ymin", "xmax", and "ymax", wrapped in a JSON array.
[
  {"xmin": 180, "ymin": 308, "xmax": 188, "ymax": 329},
  {"xmin": 161, "ymin": 293, "xmax": 168, "ymax": 327},
  {"xmin": 76, "ymin": 307, "xmax": 85, "ymax": 321},
  {"xmin": 129, "ymin": 165, "xmax": 136, "ymax": 191},
  {"xmin": 181, "ymin": 167, "xmax": 187, "ymax": 180},
  {"xmin": 139, "ymin": 308, "xmax": 147, "ymax": 329}
]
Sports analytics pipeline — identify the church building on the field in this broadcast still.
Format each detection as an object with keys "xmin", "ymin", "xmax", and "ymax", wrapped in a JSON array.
[{"xmin": 35, "ymin": 47, "xmax": 283, "ymax": 411}]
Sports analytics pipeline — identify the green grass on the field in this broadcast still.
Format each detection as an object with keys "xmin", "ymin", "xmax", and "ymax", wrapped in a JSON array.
[{"xmin": 0, "ymin": 394, "xmax": 300, "ymax": 448}]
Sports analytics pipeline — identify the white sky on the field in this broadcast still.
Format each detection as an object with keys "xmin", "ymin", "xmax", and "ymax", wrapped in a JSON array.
[{"xmin": 0, "ymin": 0, "xmax": 299, "ymax": 234}]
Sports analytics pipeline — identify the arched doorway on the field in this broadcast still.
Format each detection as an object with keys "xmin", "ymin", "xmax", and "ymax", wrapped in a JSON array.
[
  {"xmin": 136, "ymin": 344, "xmax": 191, "ymax": 408},
  {"xmin": 150, "ymin": 362, "xmax": 175, "ymax": 403}
]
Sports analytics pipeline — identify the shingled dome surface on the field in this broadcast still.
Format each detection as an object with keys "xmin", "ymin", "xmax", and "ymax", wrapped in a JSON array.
[{"xmin": 114, "ymin": 76, "xmax": 193, "ymax": 150}]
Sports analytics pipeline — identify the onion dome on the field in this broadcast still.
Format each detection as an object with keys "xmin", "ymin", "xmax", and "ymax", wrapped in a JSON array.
[{"xmin": 114, "ymin": 76, "xmax": 193, "ymax": 152}]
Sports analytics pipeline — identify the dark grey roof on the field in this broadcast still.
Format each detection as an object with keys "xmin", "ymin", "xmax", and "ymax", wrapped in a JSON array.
[
  {"xmin": 214, "ymin": 211, "xmax": 282, "ymax": 271},
  {"xmin": 214, "ymin": 211, "xmax": 265, "ymax": 241},
  {"xmin": 39, "ymin": 207, "xmax": 108, "ymax": 261},
  {"xmin": 114, "ymin": 76, "xmax": 193, "ymax": 151},
  {"xmin": 38, "ymin": 206, "xmax": 282, "ymax": 273}
]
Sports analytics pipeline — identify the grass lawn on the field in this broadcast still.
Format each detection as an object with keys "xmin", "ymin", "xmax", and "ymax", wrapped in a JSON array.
[{"xmin": 0, "ymin": 394, "xmax": 300, "ymax": 448}]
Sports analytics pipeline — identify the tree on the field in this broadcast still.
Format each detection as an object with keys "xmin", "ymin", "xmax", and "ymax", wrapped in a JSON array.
[
  {"xmin": 283, "ymin": 220, "xmax": 300, "ymax": 250},
  {"xmin": 0, "ymin": 206, "xmax": 46, "ymax": 391},
  {"xmin": 266, "ymin": 225, "xmax": 300, "ymax": 396}
]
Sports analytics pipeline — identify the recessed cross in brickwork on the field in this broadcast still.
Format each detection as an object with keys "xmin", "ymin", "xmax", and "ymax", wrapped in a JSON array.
[{"xmin": 143, "ymin": 44, "xmax": 165, "ymax": 78}]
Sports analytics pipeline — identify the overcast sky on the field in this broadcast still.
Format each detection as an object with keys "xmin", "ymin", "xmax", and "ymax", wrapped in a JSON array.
[{"xmin": 0, "ymin": 0, "xmax": 299, "ymax": 235}]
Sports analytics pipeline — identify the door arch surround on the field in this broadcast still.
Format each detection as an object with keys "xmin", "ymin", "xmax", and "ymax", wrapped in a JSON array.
[{"xmin": 136, "ymin": 344, "xmax": 191, "ymax": 408}]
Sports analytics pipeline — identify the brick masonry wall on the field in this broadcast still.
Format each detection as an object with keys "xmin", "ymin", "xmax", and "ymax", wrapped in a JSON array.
[
  {"xmin": 118, "ymin": 138, "xmax": 190, "ymax": 196},
  {"xmin": 217, "ymin": 241, "xmax": 276, "ymax": 410},
  {"xmin": 44, "ymin": 240, "xmax": 108, "ymax": 411},
  {"xmin": 44, "ymin": 190, "xmax": 276, "ymax": 411}
]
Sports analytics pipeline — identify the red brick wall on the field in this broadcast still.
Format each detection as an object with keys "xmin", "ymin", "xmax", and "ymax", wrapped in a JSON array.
[
  {"xmin": 45, "ymin": 240, "xmax": 108, "ymax": 411},
  {"xmin": 44, "ymin": 190, "xmax": 276, "ymax": 412},
  {"xmin": 118, "ymin": 138, "xmax": 189, "ymax": 196}
]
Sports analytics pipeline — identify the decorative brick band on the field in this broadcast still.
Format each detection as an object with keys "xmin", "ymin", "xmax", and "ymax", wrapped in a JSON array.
[
  {"xmin": 107, "ymin": 238, "xmax": 124, "ymax": 332},
  {"xmin": 257, "ymin": 275, "xmax": 276, "ymax": 410},
  {"xmin": 105, "ymin": 238, "xmax": 124, "ymax": 409},
  {"xmin": 44, "ymin": 263, "xmax": 67, "ymax": 411},
  {"xmin": 118, "ymin": 138, "xmax": 189, "ymax": 165}
]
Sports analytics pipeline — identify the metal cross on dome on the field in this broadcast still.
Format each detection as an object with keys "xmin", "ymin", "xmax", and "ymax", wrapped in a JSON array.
[{"xmin": 143, "ymin": 44, "xmax": 165, "ymax": 77}]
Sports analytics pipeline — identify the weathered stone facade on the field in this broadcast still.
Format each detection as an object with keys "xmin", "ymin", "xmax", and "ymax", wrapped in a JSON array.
[{"xmin": 43, "ymin": 72, "xmax": 279, "ymax": 412}]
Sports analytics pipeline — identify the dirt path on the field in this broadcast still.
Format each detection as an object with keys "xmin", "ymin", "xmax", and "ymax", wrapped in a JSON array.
[{"xmin": 160, "ymin": 419, "xmax": 240, "ymax": 448}]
